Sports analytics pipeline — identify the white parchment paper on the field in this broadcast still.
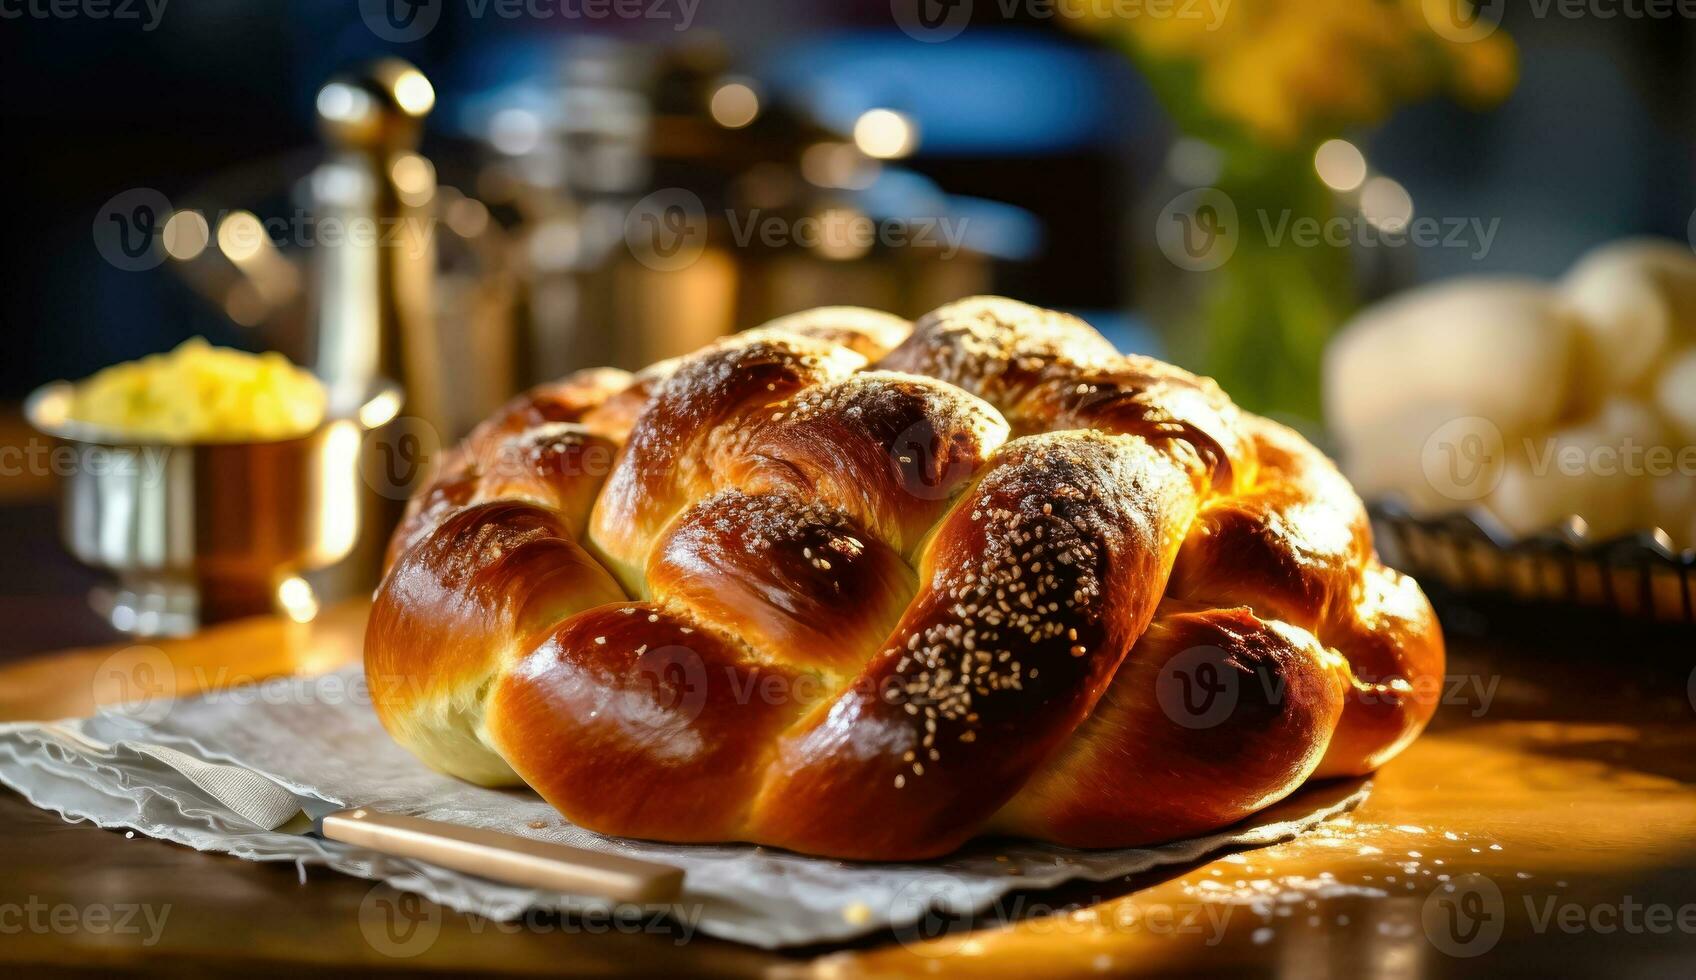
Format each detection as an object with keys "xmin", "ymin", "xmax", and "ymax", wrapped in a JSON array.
[{"xmin": 0, "ymin": 667, "xmax": 1365, "ymax": 948}]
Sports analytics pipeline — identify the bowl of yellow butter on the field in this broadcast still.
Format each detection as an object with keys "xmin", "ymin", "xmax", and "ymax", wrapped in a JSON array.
[{"xmin": 26, "ymin": 340, "xmax": 401, "ymax": 635}]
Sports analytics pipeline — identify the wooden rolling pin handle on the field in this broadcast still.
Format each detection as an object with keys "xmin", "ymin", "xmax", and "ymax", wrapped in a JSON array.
[{"xmin": 319, "ymin": 808, "xmax": 684, "ymax": 904}]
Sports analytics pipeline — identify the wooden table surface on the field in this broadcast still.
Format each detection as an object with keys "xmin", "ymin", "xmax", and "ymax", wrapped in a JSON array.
[{"xmin": 1, "ymin": 596, "xmax": 1694, "ymax": 978}]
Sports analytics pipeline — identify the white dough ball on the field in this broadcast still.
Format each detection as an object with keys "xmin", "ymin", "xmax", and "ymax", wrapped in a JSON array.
[
  {"xmin": 1340, "ymin": 407, "xmax": 1507, "ymax": 515},
  {"xmin": 1325, "ymin": 278, "xmax": 1576, "ymax": 451},
  {"xmin": 1654, "ymin": 345, "xmax": 1696, "ymax": 443},
  {"xmin": 1485, "ymin": 396, "xmax": 1665, "ymax": 540},
  {"xmin": 1558, "ymin": 238, "xmax": 1696, "ymax": 397}
]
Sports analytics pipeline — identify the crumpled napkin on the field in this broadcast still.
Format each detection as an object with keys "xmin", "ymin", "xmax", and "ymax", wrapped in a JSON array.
[{"xmin": 0, "ymin": 667, "xmax": 1366, "ymax": 948}]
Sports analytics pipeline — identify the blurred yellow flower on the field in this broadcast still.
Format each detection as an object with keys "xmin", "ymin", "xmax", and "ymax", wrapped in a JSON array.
[{"xmin": 1067, "ymin": 0, "xmax": 1517, "ymax": 149}]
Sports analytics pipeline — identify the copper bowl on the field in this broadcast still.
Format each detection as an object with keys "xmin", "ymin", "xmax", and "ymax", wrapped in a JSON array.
[{"xmin": 24, "ymin": 380, "xmax": 402, "ymax": 636}]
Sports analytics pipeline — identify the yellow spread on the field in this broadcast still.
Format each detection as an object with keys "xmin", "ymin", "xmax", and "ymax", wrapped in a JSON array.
[{"xmin": 67, "ymin": 338, "xmax": 327, "ymax": 442}]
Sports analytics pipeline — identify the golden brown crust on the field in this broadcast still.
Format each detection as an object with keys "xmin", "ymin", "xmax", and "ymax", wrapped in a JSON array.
[
  {"xmin": 993, "ymin": 605, "xmax": 1347, "ymax": 846},
  {"xmin": 739, "ymin": 306, "xmax": 912, "ymax": 360},
  {"xmin": 1015, "ymin": 354, "xmax": 1255, "ymax": 491},
  {"xmin": 743, "ymin": 431, "xmax": 1206, "ymax": 858},
  {"xmin": 1313, "ymin": 563, "xmax": 1445, "ymax": 777},
  {"xmin": 385, "ymin": 368, "xmax": 629, "ymax": 570},
  {"xmin": 366, "ymin": 501, "xmax": 626, "ymax": 784},
  {"xmin": 1168, "ymin": 416, "xmax": 1369, "ymax": 628},
  {"xmin": 705, "ymin": 371, "xmax": 1008, "ymax": 557},
  {"xmin": 647, "ymin": 489, "xmax": 915, "ymax": 673},
  {"xmin": 486, "ymin": 602, "xmax": 813, "ymax": 840},
  {"xmin": 588, "ymin": 334, "xmax": 866, "ymax": 592},
  {"xmin": 876, "ymin": 296, "xmax": 1118, "ymax": 418},
  {"xmin": 367, "ymin": 299, "xmax": 1446, "ymax": 859}
]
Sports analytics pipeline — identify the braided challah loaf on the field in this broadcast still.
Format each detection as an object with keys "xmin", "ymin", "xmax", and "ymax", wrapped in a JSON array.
[{"xmin": 366, "ymin": 298, "xmax": 1443, "ymax": 860}]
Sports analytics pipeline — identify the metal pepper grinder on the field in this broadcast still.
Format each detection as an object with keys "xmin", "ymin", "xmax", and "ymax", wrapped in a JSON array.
[
  {"xmin": 310, "ymin": 58, "xmax": 444, "ymax": 434},
  {"xmin": 307, "ymin": 59, "xmax": 445, "ymax": 598}
]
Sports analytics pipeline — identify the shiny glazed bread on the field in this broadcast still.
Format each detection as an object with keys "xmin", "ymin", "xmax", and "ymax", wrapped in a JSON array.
[{"xmin": 366, "ymin": 298, "xmax": 1444, "ymax": 860}]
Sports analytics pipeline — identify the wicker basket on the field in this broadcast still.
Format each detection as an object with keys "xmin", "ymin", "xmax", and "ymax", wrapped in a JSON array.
[{"xmin": 1369, "ymin": 500, "xmax": 1696, "ymax": 623}]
